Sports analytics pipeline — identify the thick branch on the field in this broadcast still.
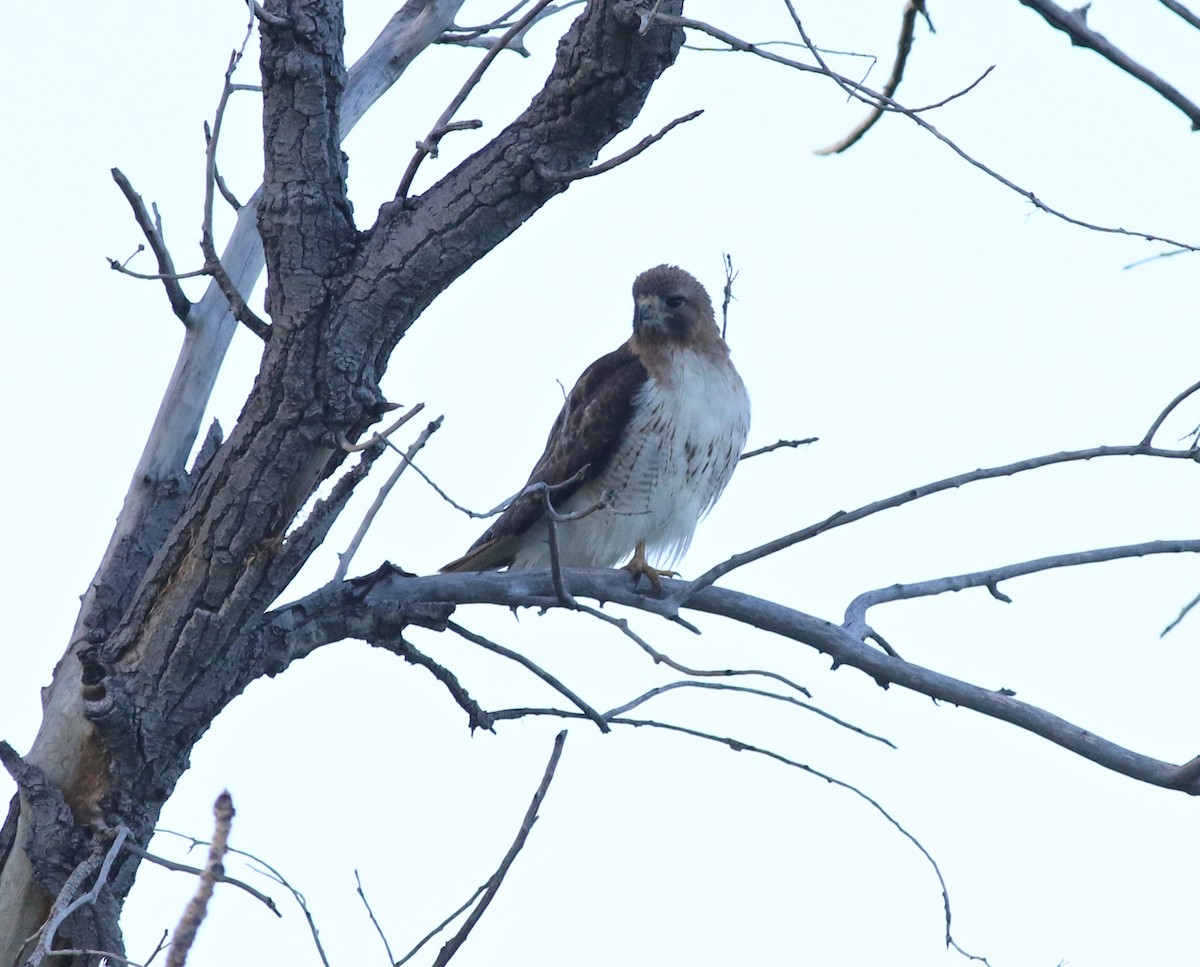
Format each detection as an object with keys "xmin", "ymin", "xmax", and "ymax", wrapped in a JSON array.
[
  {"xmin": 258, "ymin": 567, "xmax": 1200, "ymax": 795},
  {"xmin": 1018, "ymin": 0, "xmax": 1200, "ymax": 130},
  {"xmin": 0, "ymin": 3, "xmax": 478, "ymax": 959}
]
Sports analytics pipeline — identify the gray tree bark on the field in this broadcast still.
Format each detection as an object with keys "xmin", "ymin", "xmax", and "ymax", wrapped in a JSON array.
[{"xmin": 0, "ymin": 1, "xmax": 685, "ymax": 960}]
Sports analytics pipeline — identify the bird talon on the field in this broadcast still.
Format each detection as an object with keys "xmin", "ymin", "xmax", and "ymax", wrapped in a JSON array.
[{"xmin": 621, "ymin": 541, "xmax": 677, "ymax": 592}]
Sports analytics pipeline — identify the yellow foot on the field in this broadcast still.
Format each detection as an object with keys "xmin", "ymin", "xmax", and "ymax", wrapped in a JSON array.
[{"xmin": 621, "ymin": 540, "xmax": 677, "ymax": 593}]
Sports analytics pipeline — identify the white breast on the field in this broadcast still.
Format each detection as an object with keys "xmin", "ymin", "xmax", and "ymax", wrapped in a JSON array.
[{"xmin": 511, "ymin": 347, "xmax": 750, "ymax": 570}]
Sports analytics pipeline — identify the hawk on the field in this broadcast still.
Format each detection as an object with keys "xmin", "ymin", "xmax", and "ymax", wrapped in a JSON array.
[{"xmin": 441, "ymin": 264, "xmax": 751, "ymax": 588}]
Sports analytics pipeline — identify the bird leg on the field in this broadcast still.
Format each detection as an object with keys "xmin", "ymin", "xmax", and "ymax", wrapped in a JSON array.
[{"xmin": 622, "ymin": 539, "xmax": 677, "ymax": 592}]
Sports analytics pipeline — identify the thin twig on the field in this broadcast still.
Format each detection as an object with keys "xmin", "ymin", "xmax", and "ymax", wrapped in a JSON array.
[
  {"xmin": 156, "ymin": 828, "xmax": 332, "ymax": 967},
  {"xmin": 125, "ymin": 841, "xmax": 280, "ymax": 915},
  {"xmin": 602, "ymin": 679, "xmax": 896, "ymax": 747},
  {"xmin": 817, "ymin": 0, "xmax": 928, "ymax": 155},
  {"xmin": 1161, "ymin": 589, "xmax": 1200, "ymax": 637},
  {"xmin": 415, "ymin": 461, "xmax": 591, "ymax": 521},
  {"xmin": 395, "ymin": 886, "xmax": 487, "ymax": 967},
  {"xmin": 739, "ymin": 437, "xmax": 818, "ymax": 460},
  {"xmin": 144, "ymin": 929, "xmax": 170, "ymax": 967},
  {"xmin": 165, "ymin": 791, "xmax": 235, "ymax": 967},
  {"xmin": 446, "ymin": 620, "xmax": 610, "ymax": 732},
  {"xmin": 398, "ymin": 0, "xmax": 555, "ymax": 200},
  {"xmin": 720, "ymin": 252, "xmax": 737, "ymax": 340},
  {"xmin": 106, "ymin": 263, "xmax": 212, "ymax": 282},
  {"xmin": 337, "ymin": 402, "xmax": 427, "ymax": 452},
  {"xmin": 535, "ymin": 110, "xmax": 703, "ymax": 181},
  {"xmin": 489, "ymin": 709, "xmax": 986, "ymax": 961},
  {"xmin": 1123, "ymin": 247, "xmax": 1191, "ymax": 270},
  {"xmin": 431, "ymin": 731, "xmax": 568, "ymax": 967},
  {"xmin": 439, "ymin": 1, "xmax": 580, "ymax": 54},
  {"xmin": 569, "ymin": 598, "xmax": 814, "ymax": 699},
  {"xmin": 541, "ymin": 485, "xmax": 575, "ymax": 606},
  {"xmin": 110, "ymin": 168, "xmax": 192, "ymax": 321},
  {"xmin": 201, "ymin": 48, "xmax": 271, "ymax": 340},
  {"xmin": 204, "ymin": 121, "xmax": 244, "ymax": 211},
  {"xmin": 335, "ymin": 415, "xmax": 441, "ymax": 581},
  {"xmin": 354, "ymin": 869, "xmax": 396, "ymax": 965}
]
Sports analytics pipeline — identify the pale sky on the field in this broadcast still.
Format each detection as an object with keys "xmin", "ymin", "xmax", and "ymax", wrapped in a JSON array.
[{"xmin": 3, "ymin": 2, "xmax": 1199, "ymax": 965}]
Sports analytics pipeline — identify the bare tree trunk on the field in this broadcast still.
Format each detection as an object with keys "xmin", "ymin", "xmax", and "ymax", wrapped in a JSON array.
[{"xmin": 0, "ymin": 1, "xmax": 685, "ymax": 959}]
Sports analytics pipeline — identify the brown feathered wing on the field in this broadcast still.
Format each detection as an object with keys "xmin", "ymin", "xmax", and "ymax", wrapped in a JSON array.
[{"xmin": 440, "ymin": 344, "xmax": 649, "ymax": 572}]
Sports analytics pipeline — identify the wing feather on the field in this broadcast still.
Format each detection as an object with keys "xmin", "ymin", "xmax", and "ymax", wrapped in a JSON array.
[{"xmin": 440, "ymin": 343, "xmax": 648, "ymax": 571}]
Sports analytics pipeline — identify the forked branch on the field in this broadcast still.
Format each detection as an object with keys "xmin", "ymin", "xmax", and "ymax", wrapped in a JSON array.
[
  {"xmin": 817, "ymin": 0, "xmax": 930, "ymax": 155},
  {"xmin": 110, "ymin": 168, "xmax": 192, "ymax": 321}
]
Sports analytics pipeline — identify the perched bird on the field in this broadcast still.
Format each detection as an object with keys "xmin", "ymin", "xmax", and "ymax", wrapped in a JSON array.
[{"xmin": 441, "ymin": 264, "xmax": 750, "ymax": 588}]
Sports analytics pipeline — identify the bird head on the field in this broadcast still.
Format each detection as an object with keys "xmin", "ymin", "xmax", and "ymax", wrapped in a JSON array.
[{"xmin": 630, "ymin": 264, "xmax": 720, "ymax": 348}]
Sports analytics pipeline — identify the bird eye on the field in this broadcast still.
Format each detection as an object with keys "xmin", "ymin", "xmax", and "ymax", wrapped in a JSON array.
[{"xmin": 665, "ymin": 295, "xmax": 685, "ymax": 309}]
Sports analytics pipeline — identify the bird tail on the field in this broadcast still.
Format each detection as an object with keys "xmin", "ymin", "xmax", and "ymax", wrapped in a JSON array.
[{"xmin": 439, "ymin": 537, "xmax": 513, "ymax": 573}]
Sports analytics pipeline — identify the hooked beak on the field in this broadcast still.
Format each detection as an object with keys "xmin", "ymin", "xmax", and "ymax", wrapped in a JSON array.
[{"xmin": 633, "ymin": 297, "xmax": 664, "ymax": 332}]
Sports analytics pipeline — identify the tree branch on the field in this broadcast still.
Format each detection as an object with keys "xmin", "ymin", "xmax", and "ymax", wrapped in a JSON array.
[
  {"xmin": 817, "ymin": 0, "xmax": 928, "ymax": 155},
  {"xmin": 370, "ymin": 635, "xmax": 495, "ymax": 732},
  {"xmin": 534, "ymin": 108, "xmax": 703, "ymax": 181},
  {"xmin": 1141, "ymin": 378, "xmax": 1200, "ymax": 445},
  {"xmin": 431, "ymin": 730, "xmax": 567, "ymax": 967},
  {"xmin": 445, "ymin": 620, "xmax": 610, "ymax": 732},
  {"xmin": 657, "ymin": 11, "xmax": 1200, "ymax": 251},
  {"xmin": 488, "ymin": 708, "xmax": 984, "ymax": 961},
  {"xmin": 26, "ymin": 827, "xmax": 129, "ymax": 967},
  {"xmin": 164, "ymin": 791, "xmax": 234, "ymax": 967},
  {"xmin": 123, "ymin": 842, "xmax": 279, "ymax": 915},
  {"xmin": 739, "ymin": 437, "xmax": 818, "ymax": 460},
  {"xmin": 1158, "ymin": 0, "xmax": 1200, "ymax": 30},
  {"xmin": 398, "ymin": 0, "xmax": 556, "ymax": 199},
  {"xmin": 258, "ymin": 568, "xmax": 1200, "ymax": 795},
  {"xmin": 110, "ymin": 168, "xmax": 192, "ymax": 322},
  {"xmin": 845, "ymin": 539, "xmax": 1200, "ymax": 629},
  {"xmin": 1017, "ymin": 0, "xmax": 1200, "ymax": 129},
  {"xmin": 335, "ymin": 415, "xmax": 442, "ymax": 582},
  {"xmin": 602, "ymin": 680, "xmax": 896, "ymax": 747},
  {"xmin": 678, "ymin": 441, "xmax": 1200, "ymax": 602}
]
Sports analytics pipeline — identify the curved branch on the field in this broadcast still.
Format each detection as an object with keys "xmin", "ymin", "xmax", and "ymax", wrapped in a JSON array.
[
  {"xmin": 817, "ymin": 0, "xmax": 927, "ymax": 155},
  {"xmin": 535, "ymin": 109, "xmax": 704, "ymax": 181},
  {"xmin": 845, "ymin": 539, "xmax": 1200, "ymax": 628},
  {"xmin": 1141, "ymin": 378, "xmax": 1200, "ymax": 445},
  {"xmin": 260, "ymin": 567, "xmax": 1200, "ymax": 795}
]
